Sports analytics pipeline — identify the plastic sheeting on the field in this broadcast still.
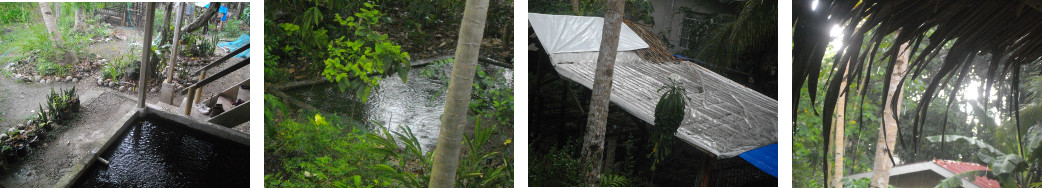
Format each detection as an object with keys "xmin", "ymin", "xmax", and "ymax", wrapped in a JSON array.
[
  {"xmin": 738, "ymin": 143, "xmax": 778, "ymax": 177},
  {"xmin": 548, "ymin": 51, "xmax": 777, "ymax": 158},
  {"xmin": 528, "ymin": 13, "xmax": 649, "ymax": 54},
  {"xmin": 218, "ymin": 34, "xmax": 250, "ymax": 58}
]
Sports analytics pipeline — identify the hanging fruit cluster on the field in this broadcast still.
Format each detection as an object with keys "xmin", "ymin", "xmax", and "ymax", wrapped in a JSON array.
[{"xmin": 649, "ymin": 78, "xmax": 688, "ymax": 171}]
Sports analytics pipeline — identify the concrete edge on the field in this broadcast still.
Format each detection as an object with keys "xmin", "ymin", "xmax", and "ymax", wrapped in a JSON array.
[
  {"xmin": 53, "ymin": 109, "xmax": 138, "ymax": 188},
  {"xmin": 53, "ymin": 106, "xmax": 250, "ymax": 187},
  {"xmin": 145, "ymin": 107, "xmax": 249, "ymax": 145}
]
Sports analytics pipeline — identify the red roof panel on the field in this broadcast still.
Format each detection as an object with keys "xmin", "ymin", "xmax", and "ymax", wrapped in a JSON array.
[{"xmin": 933, "ymin": 159, "xmax": 1000, "ymax": 188}]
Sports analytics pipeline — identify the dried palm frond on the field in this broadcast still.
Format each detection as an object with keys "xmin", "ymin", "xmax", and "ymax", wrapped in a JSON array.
[
  {"xmin": 624, "ymin": 20, "xmax": 677, "ymax": 63},
  {"xmin": 795, "ymin": 0, "xmax": 1042, "ymax": 186}
]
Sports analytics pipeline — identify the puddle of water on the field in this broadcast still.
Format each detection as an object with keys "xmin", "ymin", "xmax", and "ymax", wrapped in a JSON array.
[
  {"xmin": 73, "ymin": 116, "xmax": 249, "ymax": 187},
  {"xmin": 287, "ymin": 64, "xmax": 512, "ymax": 152}
]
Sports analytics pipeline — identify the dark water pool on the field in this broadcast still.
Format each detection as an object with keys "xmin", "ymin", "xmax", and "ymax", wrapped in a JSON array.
[{"xmin": 73, "ymin": 116, "xmax": 249, "ymax": 187}]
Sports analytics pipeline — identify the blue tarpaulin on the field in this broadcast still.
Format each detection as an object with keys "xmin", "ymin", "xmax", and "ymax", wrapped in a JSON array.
[
  {"xmin": 218, "ymin": 34, "xmax": 249, "ymax": 58},
  {"xmin": 738, "ymin": 143, "xmax": 777, "ymax": 177}
]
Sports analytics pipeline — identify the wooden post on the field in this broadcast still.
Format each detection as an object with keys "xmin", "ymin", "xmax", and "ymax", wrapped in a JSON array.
[
  {"xmin": 167, "ymin": 3, "xmax": 184, "ymax": 82},
  {"xmin": 138, "ymin": 2, "xmax": 155, "ymax": 109},
  {"xmin": 195, "ymin": 71, "xmax": 206, "ymax": 104}
]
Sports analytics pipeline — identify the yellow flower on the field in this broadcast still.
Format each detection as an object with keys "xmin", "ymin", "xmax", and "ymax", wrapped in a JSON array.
[
  {"xmin": 314, "ymin": 114, "xmax": 328, "ymax": 126},
  {"xmin": 503, "ymin": 139, "xmax": 512, "ymax": 145}
]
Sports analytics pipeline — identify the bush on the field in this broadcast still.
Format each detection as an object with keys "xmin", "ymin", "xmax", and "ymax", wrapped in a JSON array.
[
  {"xmin": 529, "ymin": 140, "xmax": 585, "ymax": 186},
  {"xmin": 321, "ymin": 3, "xmax": 411, "ymax": 103},
  {"xmin": 102, "ymin": 55, "xmax": 132, "ymax": 81},
  {"xmin": 264, "ymin": 94, "xmax": 513, "ymax": 187}
]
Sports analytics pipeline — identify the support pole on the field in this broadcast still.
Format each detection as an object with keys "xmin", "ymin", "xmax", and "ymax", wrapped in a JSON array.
[
  {"xmin": 167, "ymin": 3, "xmax": 184, "ymax": 82},
  {"xmin": 195, "ymin": 71, "xmax": 206, "ymax": 104},
  {"xmin": 138, "ymin": 2, "xmax": 154, "ymax": 109}
]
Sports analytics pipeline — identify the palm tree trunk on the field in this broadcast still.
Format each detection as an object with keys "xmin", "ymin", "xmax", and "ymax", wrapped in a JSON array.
[
  {"xmin": 428, "ymin": 0, "xmax": 489, "ymax": 187},
  {"xmin": 581, "ymin": 0, "xmax": 625, "ymax": 186},
  {"xmin": 871, "ymin": 41, "xmax": 909, "ymax": 187},
  {"xmin": 831, "ymin": 63, "xmax": 849, "ymax": 187},
  {"xmin": 38, "ymin": 2, "xmax": 77, "ymax": 65}
]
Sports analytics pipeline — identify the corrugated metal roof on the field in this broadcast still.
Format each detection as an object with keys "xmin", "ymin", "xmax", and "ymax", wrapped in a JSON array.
[
  {"xmin": 933, "ymin": 160, "xmax": 1000, "ymax": 188},
  {"xmin": 547, "ymin": 51, "xmax": 777, "ymax": 158}
]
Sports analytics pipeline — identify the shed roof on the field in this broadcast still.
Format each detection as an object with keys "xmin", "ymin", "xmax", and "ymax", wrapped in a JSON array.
[
  {"xmin": 530, "ymin": 13, "xmax": 778, "ymax": 158},
  {"xmin": 847, "ymin": 159, "xmax": 999, "ymax": 188}
]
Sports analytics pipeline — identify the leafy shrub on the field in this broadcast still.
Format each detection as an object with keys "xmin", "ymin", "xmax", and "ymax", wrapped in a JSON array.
[
  {"xmin": 600, "ymin": 174, "xmax": 630, "ymax": 187},
  {"xmin": 102, "ymin": 55, "xmax": 131, "ymax": 81},
  {"xmin": 35, "ymin": 60, "xmax": 72, "ymax": 76},
  {"xmin": 529, "ymin": 140, "xmax": 585, "ymax": 186},
  {"xmin": 265, "ymin": 92, "xmax": 514, "ymax": 187},
  {"xmin": 264, "ymin": 95, "xmax": 426, "ymax": 187},
  {"xmin": 321, "ymin": 3, "xmax": 411, "ymax": 103},
  {"xmin": 0, "ymin": 3, "xmax": 35, "ymax": 25}
]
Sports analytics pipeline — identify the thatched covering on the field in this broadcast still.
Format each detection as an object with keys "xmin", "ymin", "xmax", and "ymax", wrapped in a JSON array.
[
  {"xmin": 624, "ymin": 20, "xmax": 679, "ymax": 63},
  {"xmin": 794, "ymin": 0, "xmax": 1042, "ymax": 186}
]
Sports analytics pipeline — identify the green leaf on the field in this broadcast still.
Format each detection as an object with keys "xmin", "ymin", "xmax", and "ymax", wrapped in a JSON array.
[{"xmin": 934, "ymin": 170, "xmax": 986, "ymax": 188}]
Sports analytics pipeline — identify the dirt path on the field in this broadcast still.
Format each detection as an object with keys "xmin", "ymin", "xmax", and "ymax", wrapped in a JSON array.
[{"xmin": 0, "ymin": 79, "xmax": 81, "ymax": 132}]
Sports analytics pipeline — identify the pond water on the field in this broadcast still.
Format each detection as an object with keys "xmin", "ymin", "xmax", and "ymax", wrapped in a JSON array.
[
  {"xmin": 287, "ymin": 64, "xmax": 511, "ymax": 152},
  {"xmin": 74, "ymin": 116, "xmax": 249, "ymax": 187}
]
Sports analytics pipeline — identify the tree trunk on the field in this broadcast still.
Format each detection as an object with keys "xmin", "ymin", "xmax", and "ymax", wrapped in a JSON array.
[
  {"xmin": 39, "ymin": 2, "xmax": 78, "ymax": 65},
  {"xmin": 74, "ymin": 5, "xmax": 87, "ymax": 32},
  {"xmin": 572, "ymin": 0, "xmax": 580, "ymax": 13},
  {"xmin": 831, "ymin": 63, "xmax": 850, "ymax": 187},
  {"xmin": 179, "ymin": 2, "xmax": 219, "ymax": 35},
  {"xmin": 581, "ymin": 0, "xmax": 625, "ymax": 186},
  {"xmin": 871, "ymin": 42, "xmax": 909, "ymax": 187},
  {"xmin": 158, "ymin": 3, "xmax": 173, "ymax": 47},
  {"xmin": 428, "ymin": 0, "xmax": 489, "ymax": 187}
]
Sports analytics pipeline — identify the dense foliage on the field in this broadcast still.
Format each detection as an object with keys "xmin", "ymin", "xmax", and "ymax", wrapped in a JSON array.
[
  {"xmin": 321, "ymin": 3, "xmax": 410, "ymax": 102},
  {"xmin": 794, "ymin": 26, "xmax": 1042, "ymax": 187},
  {"xmin": 264, "ymin": 94, "xmax": 513, "ymax": 187}
]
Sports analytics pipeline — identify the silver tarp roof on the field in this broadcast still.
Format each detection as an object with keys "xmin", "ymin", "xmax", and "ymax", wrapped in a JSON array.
[
  {"xmin": 547, "ymin": 52, "xmax": 778, "ymax": 158},
  {"xmin": 531, "ymin": 13, "xmax": 777, "ymax": 158}
]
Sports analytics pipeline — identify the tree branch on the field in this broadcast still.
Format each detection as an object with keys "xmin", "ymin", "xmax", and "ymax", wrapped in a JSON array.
[{"xmin": 179, "ymin": 2, "xmax": 220, "ymax": 34}]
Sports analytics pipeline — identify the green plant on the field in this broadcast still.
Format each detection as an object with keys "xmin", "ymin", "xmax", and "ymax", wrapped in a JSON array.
[
  {"xmin": 35, "ymin": 60, "xmax": 61, "ymax": 76},
  {"xmin": 264, "ymin": 95, "xmax": 425, "ymax": 187},
  {"xmin": 649, "ymin": 78, "xmax": 688, "ymax": 170},
  {"xmin": 468, "ymin": 65, "xmax": 514, "ymax": 126},
  {"xmin": 0, "ymin": 3, "xmax": 34, "ymax": 25},
  {"xmin": 599, "ymin": 174, "xmax": 629, "ymax": 187},
  {"xmin": 529, "ymin": 140, "xmax": 585, "ymax": 186},
  {"xmin": 929, "ymin": 124, "xmax": 1042, "ymax": 187},
  {"xmin": 321, "ymin": 3, "xmax": 411, "ymax": 103},
  {"xmin": 0, "ymin": 86, "xmax": 78, "ymax": 170},
  {"xmin": 102, "ymin": 55, "xmax": 131, "ymax": 81}
]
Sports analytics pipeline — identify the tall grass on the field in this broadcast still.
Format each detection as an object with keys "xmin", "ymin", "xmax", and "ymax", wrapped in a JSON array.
[{"xmin": 0, "ymin": 3, "xmax": 35, "ymax": 26}]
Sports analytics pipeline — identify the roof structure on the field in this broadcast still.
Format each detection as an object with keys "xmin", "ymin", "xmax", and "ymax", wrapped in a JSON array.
[
  {"xmin": 847, "ymin": 159, "xmax": 999, "ymax": 188},
  {"xmin": 529, "ymin": 13, "xmax": 778, "ymax": 159}
]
